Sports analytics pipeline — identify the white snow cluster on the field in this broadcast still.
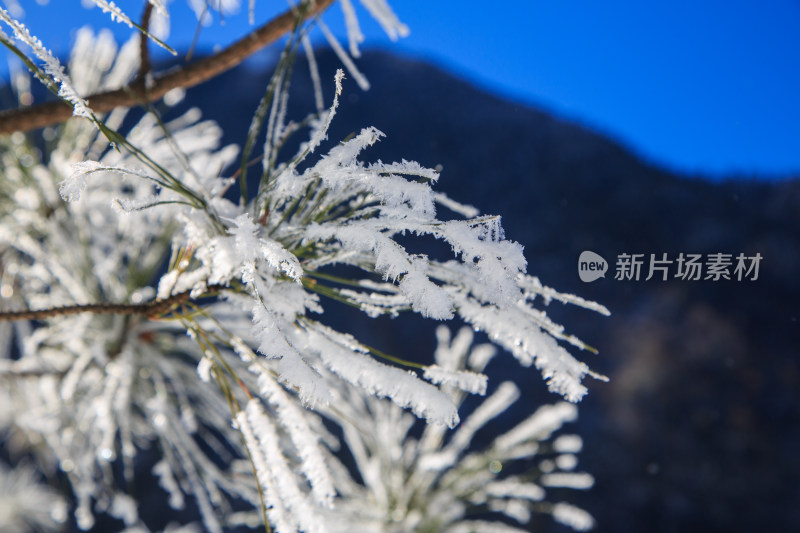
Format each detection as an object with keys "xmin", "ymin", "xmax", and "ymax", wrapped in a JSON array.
[{"xmin": 0, "ymin": 9, "xmax": 605, "ymax": 532}]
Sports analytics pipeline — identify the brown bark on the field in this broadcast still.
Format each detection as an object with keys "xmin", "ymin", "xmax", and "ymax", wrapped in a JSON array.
[
  {"xmin": 0, "ymin": 0, "xmax": 335, "ymax": 134},
  {"xmin": 0, "ymin": 284, "xmax": 227, "ymax": 322}
]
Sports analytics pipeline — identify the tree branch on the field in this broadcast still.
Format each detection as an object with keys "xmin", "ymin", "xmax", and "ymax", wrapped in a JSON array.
[
  {"xmin": 0, "ymin": 284, "xmax": 226, "ymax": 322},
  {"xmin": 136, "ymin": 1, "xmax": 154, "ymax": 86},
  {"xmin": 0, "ymin": 0, "xmax": 335, "ymax": 134}
]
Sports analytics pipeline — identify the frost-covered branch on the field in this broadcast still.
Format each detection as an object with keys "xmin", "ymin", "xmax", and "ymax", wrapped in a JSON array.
[
  {"xmin": 0, "ymin": 284, "xmax": 225, "ymax": 322},
  {"xmin": 0, "ymin": 0, "xmax": 335, "ymax": 133},
  {"xmin": 0, "ymin": 4, "xmax": 606, "ymax": 531}
]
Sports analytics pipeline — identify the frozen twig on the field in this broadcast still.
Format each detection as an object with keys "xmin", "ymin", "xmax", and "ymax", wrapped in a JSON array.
[
  {"xmin": 0, "ymin": 0, "xmax": 334, "ymax": 133},
  {"xmin": 0, "ymin": 284, "xmax": 226, "ymax": 321}
]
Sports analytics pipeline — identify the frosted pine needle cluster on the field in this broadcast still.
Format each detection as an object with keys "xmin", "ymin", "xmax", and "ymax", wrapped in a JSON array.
[
  {"xmin": 0, "ymin": 3, "xmax": 607, "ymax": 532},
  {"xmin": 0, "ymin": 7, "xmax": 92, "ymax": 118},
  {"xmin": 319, "ymin": 326, "xmax": 596, "ymax": 532}
]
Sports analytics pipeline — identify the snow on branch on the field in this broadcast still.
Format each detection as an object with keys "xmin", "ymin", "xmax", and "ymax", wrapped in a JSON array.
[{"xmin": 0, "ymin": 14, "xmax": 605, "ymax": 532}]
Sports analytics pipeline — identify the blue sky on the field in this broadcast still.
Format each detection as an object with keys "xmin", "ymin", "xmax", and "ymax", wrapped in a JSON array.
[{"xmin": 5, "ymin": 0, "xmax": 800, "ymax": 178}]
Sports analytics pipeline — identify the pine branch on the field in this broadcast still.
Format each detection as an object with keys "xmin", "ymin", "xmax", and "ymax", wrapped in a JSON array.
[
  {"xmin": 0, "ymin": 284, "xmax": 226, "ymax": 322},
  {"xmin": 0, "ymin": 0, "xmax": 335, "ymax": 134},
  {"xmin": 136, "ymin": 1, "xmax": 154, "ymax": 86}
]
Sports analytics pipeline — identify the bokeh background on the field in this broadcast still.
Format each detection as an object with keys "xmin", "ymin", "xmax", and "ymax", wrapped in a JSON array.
[{"xmin": 3, "ymin": 1, "xmax": 799, "ymax": 532}]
